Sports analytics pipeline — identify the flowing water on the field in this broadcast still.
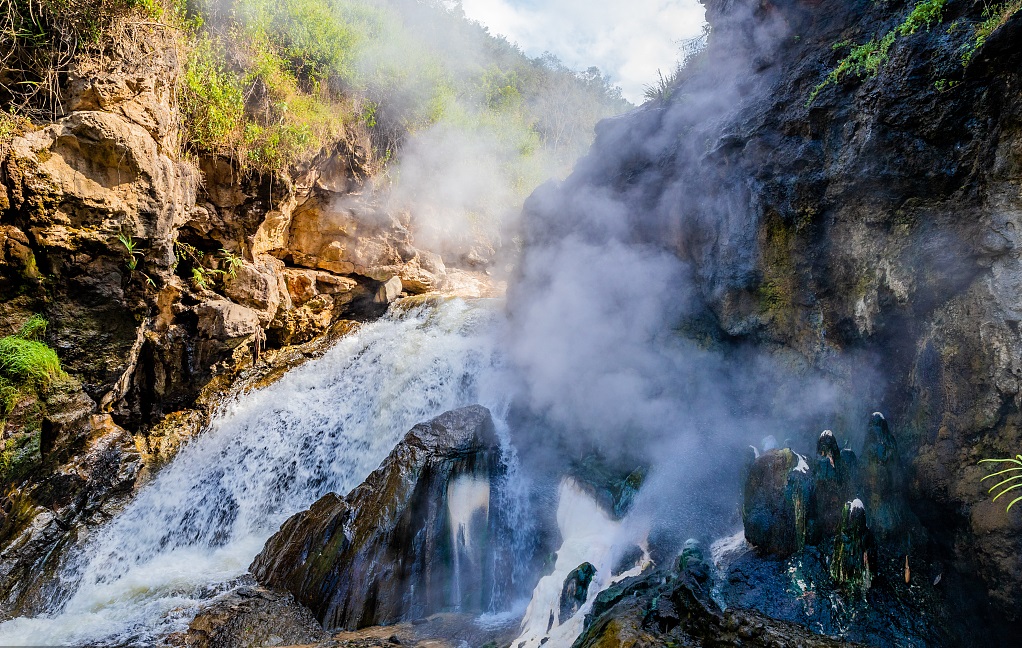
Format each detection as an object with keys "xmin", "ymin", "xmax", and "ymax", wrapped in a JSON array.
[
  {"xmin": 0, "ymin": 298, "xmax": 511, "ymax": 646},
  {"xmin": 512, "ymin": 479, "xmax": 650, "ymax": 648}
]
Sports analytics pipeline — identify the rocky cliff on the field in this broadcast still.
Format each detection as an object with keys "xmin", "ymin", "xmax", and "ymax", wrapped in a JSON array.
[
  {"xmin": 0, "ymin": 12, "xmax": 488, "ymax": 620},
  {"xmin": 521, "ymin": 0, "xmax": 1022, "ymax": 639}
]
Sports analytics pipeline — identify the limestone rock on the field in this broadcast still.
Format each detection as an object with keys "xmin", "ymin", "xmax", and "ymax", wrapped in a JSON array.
[
  {"xmin": 195, "ymin": 300, "xmax": 260, "ymax": 341},
  {"xmin": 222, "ymin": 258, "xmax": 286, "ymax": 325},
  {"xmin": 282, "ymin": 267, "xmax": 319, "ymax": 306},
  {"xmin": 375, "ymin": 276, "xmax": 403, "ymax": 304},
  {"xmin": 251, "ymin": 405, "xmax": 506, "ymax": 631},
  {"xmin": 4, "ymin": 110, "xmax": 194, "ymax": 262},
  {"xmin": 269, "ymin": 295, "xmax": 334, "ymax": 346}
]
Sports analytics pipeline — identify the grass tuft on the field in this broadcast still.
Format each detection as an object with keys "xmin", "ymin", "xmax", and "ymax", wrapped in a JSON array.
[{"xmin": 0, "ymin": 316, "xmax": 64, "ymax": 390}]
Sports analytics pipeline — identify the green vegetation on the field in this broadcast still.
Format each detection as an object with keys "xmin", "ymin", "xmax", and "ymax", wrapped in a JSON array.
[
  {"xmin": 176, "ymin": 0, "xmax": 629, "ymax": 177},
  {"xmin": 980, "ymin": 454, "xmax": 1022, "ymax": 512},
  {"xmin": 174, "ymin": 241, "xmax": 242, "ymax": 290},
  {"xmin": 117, "ymin": 232, "xmax": 143, "ymax": 271},
  {"xmin": 962, "ymin": 1, "xmax": 1022, "ymax": 65},
  {"xmin": 808, "ymin": 0, "xmax": 947, "ymax": 105},
  {"xmin": 642, "ymin": 25, "xmax": 710, "ymax": 105},
  {"xmin": 644, "ymin": 69, "xmax": 676, "ymax": 104},
  {"xmin": 0, "ymin": 315, "xmax": 64, "ymax": 479},
  {"xmin": 0, "ymin": 316, "xmax": 64, "ymax": 390}
]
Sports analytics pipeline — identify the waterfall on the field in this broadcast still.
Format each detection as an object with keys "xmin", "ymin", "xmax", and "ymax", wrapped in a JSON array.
[{"xmin": 0, "ymin": 298, "xmax": 511, "ymax": 647}]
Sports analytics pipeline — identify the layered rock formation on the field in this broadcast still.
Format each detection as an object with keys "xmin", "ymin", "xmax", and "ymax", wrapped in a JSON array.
[{"xmin": 251, "ymin": 405, "xmax": 507, "ymax": 630}]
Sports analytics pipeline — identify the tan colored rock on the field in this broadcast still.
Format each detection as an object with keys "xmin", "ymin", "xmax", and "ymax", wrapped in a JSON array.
[
  {"xmin": 283, "ymin": 267, "xmax": 320, "ymax": 306},
  {"xmin": 315, "ymin": 272, "xmax": 358, "ymax": 295},
  {"xmin": 0, "ymin": 225, "xmax": 39, "ymax": 281},
  {"xmin": 270, "ymin": 295, "xmax": 335, "ymax": 346},
  {"xmin": 375, "ymin": 276, "xmax": 404, "ymax": 304},
  {"xmin": 195, "ymin": 300, "xmax": 260, "ymax": 341},
  {"xmin": 4, "ymin": 110, "xmax": 195, "ymax": 263},
  {"xmin": 222, "ymin": 258, "xmax": 285, "ymax": 325}
]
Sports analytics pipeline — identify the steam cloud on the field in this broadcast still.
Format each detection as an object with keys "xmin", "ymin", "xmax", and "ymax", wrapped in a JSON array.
[{"xmin": 502, "ymin": 0, "xmax": 882, "ymax": 547}]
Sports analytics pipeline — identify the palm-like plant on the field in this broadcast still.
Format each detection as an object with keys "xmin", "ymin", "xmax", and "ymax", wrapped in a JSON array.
[{"xmin": 980, "ymin": 455, "xmax": 1022, "ymax": 512}]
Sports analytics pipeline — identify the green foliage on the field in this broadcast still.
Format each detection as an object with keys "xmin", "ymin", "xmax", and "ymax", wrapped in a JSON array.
[
  {"xmin": 962, "ymin": 1, "xmax": 1022, "ymax": 66},
  {"xmin": 117, "ymin": 232, "xmax": 143, "ymax": 271},
  {"xmin": 219, "ymin": 248, "xmax": 243, "ymax": 279},
  {"xmin": 0, "ymin": 377, "xmax": 17, "ymax": 420},
  {"xmin": 0, "ymin": 0, "xmax": 165, "ymax": 116},
  {"xmin": 176, "ymin": 0, "xmax": 629, "ymax": 179},
  {"xmin": 180, "ymin": 36, "xmax": 245, "ymax": 158},
  {"xmin": 980, "ymin": 454, "xmax": 1022, "ymax": 512},
  {"xmin": 897, "ymin": 0, "xmax": 948, "ymax": 36},
  {"xmin": 643, "ymin": 69, "xmax": 677, "ymax": 104},
  {"xmin": 808, "ymin": 0, "xmax": 947, "ymax": 105},
  {"xmin": 0, "ymin": 316, "xmax": 64, "ymax": 390}
]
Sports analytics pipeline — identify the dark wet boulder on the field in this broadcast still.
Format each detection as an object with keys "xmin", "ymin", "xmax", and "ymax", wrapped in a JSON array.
[
  {"xmin": 569, "ymin": 455, "xmax": 646, "ymax": 519},
  {"xmin": 716, "ymin": 541, "xmax": 953, "ymax": 647},
  {"xmin": 182, "ymin": 586, "xmax": 327, "ymax": 648},
  {"xmin": 250, "ymin": 405, "xmax": 507, "ymax": 630},
  {"xmin": 831, "ymin": 499, "xmax": 876, "ymax": 594},
  {"xmin": 813, "ymin": 430, "xmax": 854, "ymax": 536},
  {"xmin": 742, "ymin": 448, "xmax": 817, "ymax": 556},
  {"xmin": 858, "ymin": 413, "xmax": 907, "ymax": 542},
  {"xmin": 559, "ymin": 562, "xmax": 597, "ymax": 623},
  {"xmin": 573, "ymin": 567, "xmax": 856, "ymax": 648},
  {"xmin": 611, "ymin": 544, "xmax": 644, "ymax": 576}
]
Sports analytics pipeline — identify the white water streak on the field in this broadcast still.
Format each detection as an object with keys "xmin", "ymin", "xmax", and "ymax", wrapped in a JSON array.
[{"xmin": 513, "ymin": 478, "xmax": 649, "ymax": 648}]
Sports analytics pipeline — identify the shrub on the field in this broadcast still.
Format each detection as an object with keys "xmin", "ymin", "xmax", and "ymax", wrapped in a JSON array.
[
  {"xmin": 962, "ymin": 1, "xmax": 1022, "ymax": 65},
  {"xmin": 179, "ymin": 36, "xmax": 246, "ymax": 158}
]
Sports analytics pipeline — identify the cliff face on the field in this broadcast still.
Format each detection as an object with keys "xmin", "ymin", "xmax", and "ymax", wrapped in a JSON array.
[
  {"xmin": 522, "ymin": 0, "xmax": 1022, "ymax": 634},
  {"xmin": 0, "ymin": 16, "xmax": 484, "ymax": 618}
]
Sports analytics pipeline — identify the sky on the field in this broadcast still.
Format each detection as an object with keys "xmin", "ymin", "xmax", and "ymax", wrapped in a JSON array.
[{"xmin": 459, "ymin": 0, "xmax": 707, "ymax": 104}]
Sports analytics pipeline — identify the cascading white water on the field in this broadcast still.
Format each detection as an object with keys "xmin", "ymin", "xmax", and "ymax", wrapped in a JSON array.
[
  {"xmin": 0, "ymin": 298, "xmax": 511, "ymax": 647},
  {"xmin": 513, "ymin": 478, "xmax": 650, "ymax": 648}
]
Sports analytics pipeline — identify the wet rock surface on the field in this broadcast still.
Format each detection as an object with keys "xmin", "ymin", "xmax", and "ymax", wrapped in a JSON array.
[
  {"xmin": 180, "ymin": 586, "xmax": 327, "ymax": 648},
  {"xmin": 574, "ymin": 568, "xmax": 857, "ymax": 648},
  {"xmin": 727, "ymin": 414, "xmax": 951, "ymax": 645},
  {"xmin": 251, "ymin": 406, "xmax": 507, "ymax": 631}
]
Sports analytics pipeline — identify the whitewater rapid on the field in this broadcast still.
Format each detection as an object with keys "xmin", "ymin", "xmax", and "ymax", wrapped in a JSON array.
[{"xmin": 0, "ymin": 298, "xmax": 510, "ymax": 646}]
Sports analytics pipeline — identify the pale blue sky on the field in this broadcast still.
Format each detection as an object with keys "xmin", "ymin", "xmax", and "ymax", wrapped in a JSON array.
[{"xmin": 460, "ymin": 0, "xmax": 706, "ymax": 103}]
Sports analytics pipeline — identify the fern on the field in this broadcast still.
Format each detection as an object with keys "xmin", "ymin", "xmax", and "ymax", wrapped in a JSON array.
[{"xmin": 980, "ymin": 454, "xmax": 1022, "ymax": 512}]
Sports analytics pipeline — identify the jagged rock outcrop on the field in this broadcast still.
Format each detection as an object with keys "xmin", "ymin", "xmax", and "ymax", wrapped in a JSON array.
[
  {"xmin": 743, "ymin": 447, "xmax": 817, "ymax": 555},
  {"xmin": 251, "ymin": 405, "xmax": 507, "ymax": 631}
]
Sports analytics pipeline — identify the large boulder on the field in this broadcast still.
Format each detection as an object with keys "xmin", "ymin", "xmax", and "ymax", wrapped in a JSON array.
[{"xmin": 251, "ymin": 405, "xmax": 508, "ymax": 631}]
